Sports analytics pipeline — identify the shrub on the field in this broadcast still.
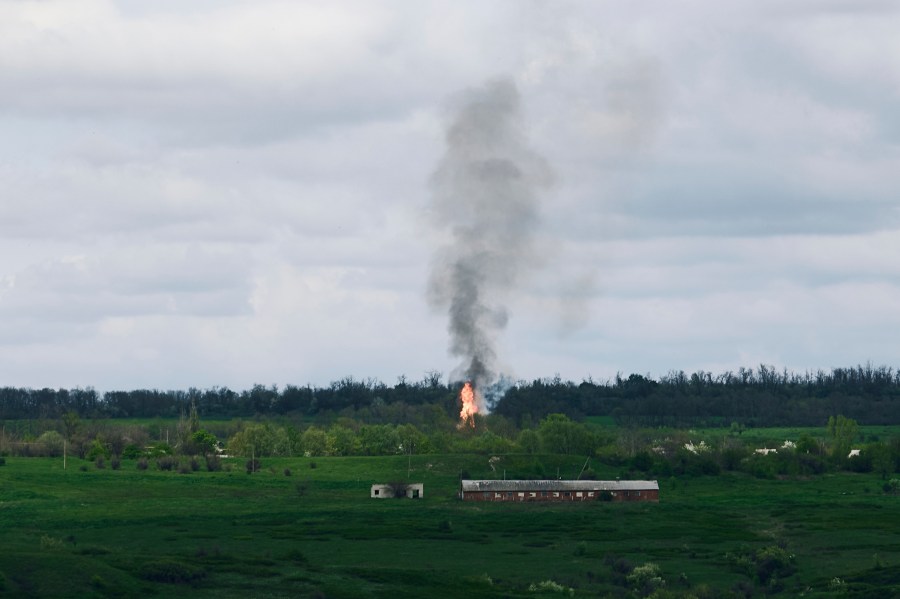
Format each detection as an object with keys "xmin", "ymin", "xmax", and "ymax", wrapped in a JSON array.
[
  {"xmin": 40, "ymin": 535, "xmax": 64, "ymax": 550},
  {"xmin": 157, "ymin": 456, "xmax": 177, "ymax": 471},
  {"xmin": 205, "ymin": 454, "xmax": 222, "ymax": 472},
  {"xmin": 190, "ymin": 456, "xmax": 200, "ymax": 472},
  {"xmin": 627, "ymin": 562, "xmax": 665, "ymax": 594},
  {"xmin": 121, "ymin": 444, "xmax": 143, "ymax": 459},
  {"xmin": 137, "ymin": 458, "xmax": 148, "ymax": 471},
  {"xmin": 178, "ymin": 463, "xmax": 191, "ymax": 474},
  {"xmin": 86, "ymin": 438, "xmax": 110, "ymax": 461},
  {"xmin": 94, "ymin": 456, "xmax": 105, "ymax": 469},
  {"xmin": 754, "ymin": 546, "xmax": 795, "ymax": 584},
  {"xmin": 295, "ymin": 481, "xmax": 308, "ymax": 497},
  {"xmin": 139, "ymin": 560, "xmax": 206, "ymax": 584},
  {"xmin": 147, "ymin": 442, "xmax": 173, "ymax": 457},
  {"xmin": 284, "ymin": 468, "xmax": 292, "ymax": 476},
  {"xmin": 0, "ymin": 457, "xmax": 6, "ymax": 466},
  {"xmin": 37, "ymin": 430, "xmax": 65, "ymax": 457},
  {"xmin": 309, "ymin": 461, "xmax": 317, "ymax": 469},
  {"xmin": 79, "ymin": 465, "xmax": 88, "ymax": 472},
  {"xmin": 528, "ymin": 579, "xmax": 573, "ymax": 595},
  {"xmin": 245, "ymin": 458, "xmax": 261, "ymax": 474},
  {"xmin": 110, "ymin": 457, "xmax": 121, "ymax": 470}
]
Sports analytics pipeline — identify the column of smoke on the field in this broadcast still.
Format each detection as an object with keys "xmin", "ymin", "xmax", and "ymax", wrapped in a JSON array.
[{"xmin": 427, "ymin": 78, "xmax": 552, "ymax": 411}]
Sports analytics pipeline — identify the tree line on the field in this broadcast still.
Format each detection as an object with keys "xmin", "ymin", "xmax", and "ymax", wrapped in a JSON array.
[{"xmin": 2, "ymin": 364, "xmax": 900, "ymax": 426}]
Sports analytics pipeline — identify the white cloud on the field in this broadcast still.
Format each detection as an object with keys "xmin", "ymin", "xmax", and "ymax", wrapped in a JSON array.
[{"xmin": 0, "ymin": 0, "xmax": 897, "ymax": 389}]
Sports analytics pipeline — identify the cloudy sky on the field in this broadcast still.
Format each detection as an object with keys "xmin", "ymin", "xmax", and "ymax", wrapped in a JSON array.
[{"xmin": 1, "ymin": 0, "xmax": 898, "ymax": 391}]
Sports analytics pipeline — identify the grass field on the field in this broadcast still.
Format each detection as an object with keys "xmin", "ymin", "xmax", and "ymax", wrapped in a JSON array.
[{"xmin": 0, "ymin": 454, "xmax": 898, "ymax": 597}]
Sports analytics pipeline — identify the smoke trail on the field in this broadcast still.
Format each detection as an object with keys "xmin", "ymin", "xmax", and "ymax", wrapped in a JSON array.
[{"xmin": 427, "ymin": 78, "xmax": 553, "ymax": 395}]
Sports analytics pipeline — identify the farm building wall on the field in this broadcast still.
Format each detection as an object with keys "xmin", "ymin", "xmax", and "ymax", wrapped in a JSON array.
[{"xmin": 459, "ymin": 480, "xmax": 658, "ymax": 503}]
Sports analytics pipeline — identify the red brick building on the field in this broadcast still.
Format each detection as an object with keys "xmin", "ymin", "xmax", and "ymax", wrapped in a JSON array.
[{"xmin": 459, "ymin": 479, "xmax": 659, "ymax": 502}]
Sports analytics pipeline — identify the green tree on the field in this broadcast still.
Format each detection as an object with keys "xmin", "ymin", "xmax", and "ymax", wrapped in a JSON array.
[
  {"xmin": 61, "ymin": 411, "xmax": 80, "ymax": 441},
  {"xmin": 538, "ymin": 414, "xmax": 593, "ymax": 455},
  {"xmin": 517, "ymin": 429, "xmax": 541, "ymax": 454},
  {"xmin": 301, "ymin": 427, "xmax": 328, "ymax": 457},
  {"xmin": 228, "ymin": 424, "xmax": 279, "ymax": 457},
  {"xmin": 189, "ymin": 430, "xmax": 218, "ymax": 455},
  {"xmin": 37, "ymin": 430, "xmax": 65, "ymax": 457},
  {"xmin": 397, "ymin": 424, "xmax": 428, "ymax": 455},
  {"xmin": 326, "ymin": 425, "xmax": 358, "ymax": 456},
  {"xmin": 827, "ymin": 415, "xmax": 859, "ymax": 462},
  {"xmin": 870, "ymin": 443, "xmax": 893, "ymax": 479},
  {"xmin": 358, "ymin": 424, "xmax": 399, "ymax": 455}
]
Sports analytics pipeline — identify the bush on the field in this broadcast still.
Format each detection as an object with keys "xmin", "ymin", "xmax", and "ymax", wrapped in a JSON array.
[
  {"xmin": 246, "ymin": 458, "xmax": 260, "ymax": 474},
  {"xmin": 94, "ymin": 457, "xmax": 105, "ymax": 469},
  {"xmin": 110, "ymin": 457, "xmax": 121, "ymax": 470},
  {"xmin": 527, "ymin": 579, "xmax": 573, "ymax": 595},
  {"xmin": 755, "ymin": 545, "xmax": 795, "ymax": 586},
  {"xmin": 137, "ymin": 458, "xmax": 149, "ymax": 471},
  {"xmin": 147, "ymin": 442, "xmax": 173, "ymax": 457},
  {"xmin": 284, "ymin": 468, "xmax": 292, "ymax": 476},
  {"xmin": 0, "ymin": 457, "xmax": 6, "ymax": 466},
  {"xmin": 37, "ymin": 430, "xmax": 65, "ymax": 457},
  {"xmin": 178, "ymin": 463, "xmax": 191, "ymax": 474},
  {"xmin": 205, "ymin": 454, "xmax": 222, "ymax": 472},
  {"xmin": 139, "ymin": 560, "xmax": 206, "ymax": 584},
  {"xmin": 190, "ymin": 456, "xmax": 200, "ymax": 472},
  {"xmin": 121, "ymin": 444, "xmax": 143, "ymax": 459},
  {"xmin": 157, "ymin": 456, "xmax": 177, "ymax": 471},
  {"xmin": 627, "ymin": 562, "xmax": 665, "ymax": 594},
  {"xmin": 86, "ymin": 438, "xmax": 110, "ymax": 461}
]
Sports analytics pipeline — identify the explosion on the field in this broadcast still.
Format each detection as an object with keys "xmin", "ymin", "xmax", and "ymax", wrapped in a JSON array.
[{"xmin": 458, "ymin": 381, "xmax": 478, "ymax": 429}]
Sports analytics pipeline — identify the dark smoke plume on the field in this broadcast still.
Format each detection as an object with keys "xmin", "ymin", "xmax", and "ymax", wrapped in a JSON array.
[{"xmin": 427, "ymin": 78, "xmax": 552, "ymax": 396}]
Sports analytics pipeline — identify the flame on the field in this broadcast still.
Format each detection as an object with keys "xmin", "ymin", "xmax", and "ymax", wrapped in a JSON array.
[{"xmin": 458, "ymin": 381, "xmax": 478, "ymax": 429}]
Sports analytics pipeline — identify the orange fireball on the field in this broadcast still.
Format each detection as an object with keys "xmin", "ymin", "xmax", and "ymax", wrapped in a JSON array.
[{"xmin": 459, "ymin": 381, "xmax": 478, "ymax": 429}]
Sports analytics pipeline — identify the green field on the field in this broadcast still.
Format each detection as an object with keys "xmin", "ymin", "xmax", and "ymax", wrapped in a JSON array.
[{"xmin": 0, "ymin": 454, "xmax": 898, "ymax": 598}]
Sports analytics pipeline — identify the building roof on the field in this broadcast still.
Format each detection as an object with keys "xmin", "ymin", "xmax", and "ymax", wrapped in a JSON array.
[{"xmin": 460, "ymin": 479, "xmax": 659, "ymax": 492}]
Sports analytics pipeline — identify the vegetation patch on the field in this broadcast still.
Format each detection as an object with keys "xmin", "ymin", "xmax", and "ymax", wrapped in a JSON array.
[{"xmin": 138, "ymin": 560, "xmax": 206, "ymax": 584}]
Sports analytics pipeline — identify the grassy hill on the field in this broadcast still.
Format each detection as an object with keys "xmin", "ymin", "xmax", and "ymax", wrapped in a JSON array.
[{"xmin": 0, "ymin": 454, "xmax": 897, "ymax": 597}]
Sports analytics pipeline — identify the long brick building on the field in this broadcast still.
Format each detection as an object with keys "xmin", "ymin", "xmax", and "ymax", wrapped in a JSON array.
[{"xmin": 459, "ymin": 479, "xmax": 659, "ymax": 502}]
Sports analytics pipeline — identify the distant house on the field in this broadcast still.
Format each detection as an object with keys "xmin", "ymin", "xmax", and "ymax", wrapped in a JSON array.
[
  {"xmin": 755, "ymin": 448, "xmax": 778, "ymax": 455},
  {"xmin": 848, "ymin": 449, "xmax": 861, "ymax": 458},
  {"xmin": 371, "ymin": 483, "xmax": 423, "ymax": 499},
  {"xmin": 459, "ymin": 479, "xmax": 659, "ymax": 503}
]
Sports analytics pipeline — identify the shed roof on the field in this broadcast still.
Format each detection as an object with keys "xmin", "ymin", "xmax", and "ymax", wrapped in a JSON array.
[{"xmin": 460, "ymin": 479, "xmax": 658, "ymax": 492}]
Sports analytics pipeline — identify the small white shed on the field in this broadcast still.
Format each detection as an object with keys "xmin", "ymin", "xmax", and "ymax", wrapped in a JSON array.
[{"xmin": 371, "ymin": 483, "xmax": 423, "ymax": 499}]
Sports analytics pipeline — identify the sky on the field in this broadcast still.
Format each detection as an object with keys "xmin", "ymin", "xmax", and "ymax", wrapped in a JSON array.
[{"xmin": 1, "ymin": 0, "xmax": 899, "ymax": 392}]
